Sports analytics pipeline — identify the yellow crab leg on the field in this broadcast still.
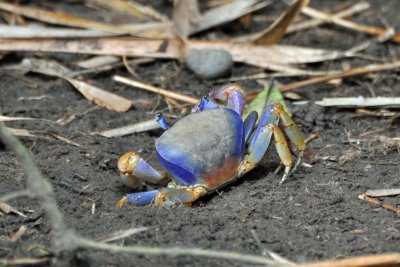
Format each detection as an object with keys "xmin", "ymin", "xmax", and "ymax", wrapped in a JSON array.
[
  {"xmin": 154, "ymin": 186, "xmax": 208, "ymax": 207},
  {"xmin": 275, "ymin": 102, "xmax": 306, "ymax": 173}
]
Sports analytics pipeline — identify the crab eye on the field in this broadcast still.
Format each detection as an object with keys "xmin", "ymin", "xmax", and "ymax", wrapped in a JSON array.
[
  {"xmin": 198, "ymin": 95, "xmax": 209, "ymax": 109},
  {"xmin": 155, "ymin": 112, "xmax": 162, "ymax": 121},
  {"xmin": 155, "ymin": 112, "xmax": 169, "ymax": 130}
]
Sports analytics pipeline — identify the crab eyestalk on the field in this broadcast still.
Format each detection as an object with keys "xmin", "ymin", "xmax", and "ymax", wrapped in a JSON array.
[
  {"xmin": 192, "ymin": 95, "xmax": 220, "ymax": 113},
  {"xmin": 155, "ymin": 113, "xmax": 169, "ymax": 130}
]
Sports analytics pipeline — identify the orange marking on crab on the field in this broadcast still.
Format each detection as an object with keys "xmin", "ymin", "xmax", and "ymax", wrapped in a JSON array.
[{"xmin": 203, "ymin": 158, "xmax": 240, "ymax": 188}]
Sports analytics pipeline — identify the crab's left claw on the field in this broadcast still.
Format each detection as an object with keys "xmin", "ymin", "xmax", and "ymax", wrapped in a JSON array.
[
  {"xmin": 208, "ymin": 84, "xmax": 245, "ymax": 116},
  {"xmin": 117, "ymin": 190, "xmax": 159, "ymax": 207}
]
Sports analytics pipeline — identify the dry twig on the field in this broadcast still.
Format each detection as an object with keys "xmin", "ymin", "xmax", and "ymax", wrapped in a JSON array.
[
  {"xmin": 316, "ymin": 97, "xmax": 400, "ymax": 108},
  {"xmin": 358, "ymin": 194, "xmax": 400, "ymax": 214},
  {"xmin": 280, "ymin": 61, "xmax": 400, "ymax": 92},
  {"xmin": 96, "ymin": 119, "xmax": 160, "ymax": 138},
  {"xmin": 299, "ymin": 253, "xmax": 400, "ymax": 267},
  {"xmin": 114, "ymin": 75, "xmax": 199, "ymax": 104},
  {"xmin": 301, "ymin": 5, "xmax": 400, "ymax": 43},
  {"xmin": 287, "ymin": 2, "xmax": 370, "ymax": 33}
]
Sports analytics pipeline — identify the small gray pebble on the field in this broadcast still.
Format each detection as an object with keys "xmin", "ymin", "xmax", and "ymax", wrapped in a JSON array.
[{"xmin": 184, "ymin": 49, "xmax": 233, "ymax": 80}]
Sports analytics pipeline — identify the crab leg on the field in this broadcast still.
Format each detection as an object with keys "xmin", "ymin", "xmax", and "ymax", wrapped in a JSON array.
[
  {"xmin": 117, "ymin": 186, "xmax": 207, "ymax": 207},
  {"xmin": 117, "ymin": 190, "xmax": 158, "ymax": 207},
  {"xmin": 239, "ymin": 101, "xmax": 305, "ymax": 184},
  {"xmin": 274, "ymin": 103, "xmax": 306, "ymax": 173},
  {"xmin": 118, "ymin": 152, "xmax": 167, "ymax": 188},
  {"xmin": 154, "ymin": 186, "xmax": 207, "ymax": 207},
  {"xmin": 243, "ymin": 111, "xmax": 258, "ymax": 143}
]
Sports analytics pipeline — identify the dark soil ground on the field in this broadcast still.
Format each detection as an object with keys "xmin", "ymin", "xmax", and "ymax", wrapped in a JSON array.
[{"xmin": 0, "ymin": 1, "xmax": 399, "ymax": 266}]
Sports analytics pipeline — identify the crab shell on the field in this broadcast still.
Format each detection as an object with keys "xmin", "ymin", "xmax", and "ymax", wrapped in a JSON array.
[{"xmin": 155, "ymin": 108, "xmax": 245, "ymax": 190}]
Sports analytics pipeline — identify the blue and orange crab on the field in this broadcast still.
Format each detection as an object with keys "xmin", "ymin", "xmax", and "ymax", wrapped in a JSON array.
[{"xmin": 117, "ymin": 83, "xmax": 305, "ymax": 207}]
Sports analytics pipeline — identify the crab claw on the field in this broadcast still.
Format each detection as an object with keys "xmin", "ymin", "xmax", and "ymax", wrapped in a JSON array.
[
  {"xmin": 208, "ymin": 83, "xmax": 245, "ymax": 116},
  {"xmin": 118, "ymin": 152, "xmax": 165, "ymax": 188},
  {"xmin": 117, "ymin": 190, "xmax": 159, "ymax": 207}
]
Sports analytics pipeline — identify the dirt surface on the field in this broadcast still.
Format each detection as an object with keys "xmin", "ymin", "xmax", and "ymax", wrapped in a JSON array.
[{"xmin": 0, "ymin": 1, "xmax": 399, "ymax": 266}]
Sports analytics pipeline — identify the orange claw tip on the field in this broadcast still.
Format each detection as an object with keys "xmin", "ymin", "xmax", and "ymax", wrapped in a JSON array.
[
  {"xmin": 118, "ymin": 151, "xmax": 138, "ymax": 173},
  {"xmin": 116, "ymin": 197, "xmax": 127, "ymax": 208}
]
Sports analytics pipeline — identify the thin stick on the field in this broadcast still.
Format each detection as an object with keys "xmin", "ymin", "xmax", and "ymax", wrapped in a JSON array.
[
  {"xmin": 79, "ymin": 238, "xmax": 281, "ymax": 266},
  {"xmin": 250, "ymin": 229, "xmax": 295, "ymax": 266},
  {"xmin": 315, "ymin": 97, "xmax": 400, "ymax": 108},
  {"xmin": 0, "ymin": 258, "xmax": 51, "ymax": 266},
  {"xmin": 114, "ymin": 75, "xmax": 199, "ymax": 104},
  {"xmin": 280, "ymin": 61, "xmax": 400, "ymax": 92},
  {"xmin": 287, "ymin": 2, "xmax": 370, "ymax": 33},
  {"xmin": 96, "ymin": 119, "xmax": 160, "ymax": 138},
  {"xmin": 300, "ymin": 253, "xmax": 400, "ymax": 267},
  {"xmin": 358, "ymin": 194, "xmax": 400, "ymax": 213},
  {"xmin": 301, "ymin": 5, "xmax": 400, "ymax": 43},
  {"xmin": 0, "ymin": 190, "xmax": 33, "ymax": 202}
]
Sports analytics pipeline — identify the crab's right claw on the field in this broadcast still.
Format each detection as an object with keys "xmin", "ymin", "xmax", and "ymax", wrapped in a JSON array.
[{"xmin": 118, "ymin": 152, "xmax": 166, "ymax": 187}]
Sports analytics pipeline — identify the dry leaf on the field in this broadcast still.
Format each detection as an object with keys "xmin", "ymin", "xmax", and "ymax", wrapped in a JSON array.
[
  {"xmin": 0, "ymin": 2, "xmax": 160, "ymax": 37},
  {"xmin": 0, "ymin": 202, "xmax": 26, "ymax": 217},
  {"xmin": 7, "ymin": 58, "xmax": 133, "ymax": 112},
  {"xmin": 88, "ymin": 0, "xmax": 168, "ymax": 21},
  {"xmin": 6, "ymin": 127, "xmax": 36, "ymax": 137},
  {"xmin": 173, "ymin": 0, "xmax": 200, "ymax": 41},
  {"xmin": 66, "ymin": 78, "xmax": 132, "ymax": 112},
  {"xmin": 254, "ymin": 0, "xmax": 309, "ymax": 45},
  {"xmin": 0, "ymin": 25, "xmax": 118, "ymax": 38},
  {"xmin": 75, "ymin": 56, "xmax": 120, "ymax": 69},
  {"xmin": 365, "ymin": 188, "xmax": 400, "ymax": 197},
  {"xmin": 0, "ymin": 38, "xmax": 352, "ymax": 71},
  {"xmin": 190, "ymin": 0, "xmax": 270, "ymax": 35},
  {"xmin": 97, "ymin": 119, "xmax": 160, "ymax": 138}
]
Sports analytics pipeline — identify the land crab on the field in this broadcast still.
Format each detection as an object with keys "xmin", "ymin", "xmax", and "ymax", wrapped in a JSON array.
[{"xmin": 117, "ymin": 84, "xmax": 305, "ymax": 207}]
